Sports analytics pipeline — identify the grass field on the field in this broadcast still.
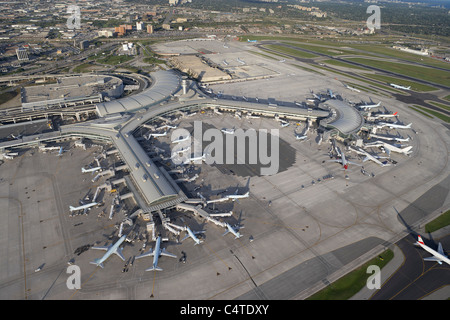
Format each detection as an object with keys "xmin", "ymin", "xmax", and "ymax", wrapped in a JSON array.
[
  {"xmin": 307, "ymin": 249, "xmax": 394, "ymax": 300},
  {"xmin": 264, "ymin": 44, "xmax": 318, "ymax": 59},
  {"xmin": 425, "ymin": 210, "xmax": 450, "ymax": 234},
  {"xmin": 412, "ymin": 105, "xmax": 450, "ymax": 123},
  {"xmin": 321, "ymin": 59, "xmax": 370, "ymax": 71},
  {"xmin": 345, "ymin": 58, "xmax": 450, "ymax": 87}
]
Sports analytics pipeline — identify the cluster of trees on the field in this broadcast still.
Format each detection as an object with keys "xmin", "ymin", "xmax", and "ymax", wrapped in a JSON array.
[{"xmin": 313, "ymin": 2, "xmax": 449, "ymax": 36}]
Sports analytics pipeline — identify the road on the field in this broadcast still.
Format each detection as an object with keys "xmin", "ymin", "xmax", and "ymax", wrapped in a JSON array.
[{"xmin": 370, "ymin": 234, "xmax": 450, "ymax": 300}]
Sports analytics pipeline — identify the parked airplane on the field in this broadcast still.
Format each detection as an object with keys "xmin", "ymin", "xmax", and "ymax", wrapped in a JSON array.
[
  {"xmin": 222, "ymin": 222, "xmax": 243, "ymax": 239},
  {"xmin": 2, "ymin": 152, "xmax": 18, "ymax": 160},
  {"xmin": 183, "ymin": 154, "xmax": 206, "ymax": 164},
  {"xmin": 364, "ymin": 141, "xmax": 413, "ymax": 156},
  {"xmin": 328, "ymin": 147, "xmax": 361, "ymax": 170},
  {"xmin": 135, "ymin": 236, "xmax": 176, "ymax": 271},
  {"xmin": 295, "ymin": 134, "xmax": 308, "ymax": 141},
  {"xmin": 280, "ymin": 121, "xmax": 289, "ymax": 128},
  {"xmin": 172, "ymin": 135, "xmax": 190, "ymax": 143},
  {"xmin": 90, "ymin": 235, "xmax": 126, "ymax": 268},
  {"xmin": 181, "ymin": 226, "xmax": 205, "ymax": 245},
  {"xmin": 390, "ymin": 83, "xmax": 411, "ymax": 90},
  {"xmin": 415, "ymin": 235, "xmax": 450, "ymax": 265},
  {"xmin": 377, "ymin": 122, "xmax": 412, "ymax": 130},
  {"xmin": 82, "ymin": 165, "xmax": 102, "ymax": 174},
  {"xmin": 69, "ymin": 201, "xmax": 98, "ymax": 213},
  {"xmin": 247, "ymin": 39, "xmax": 257, "ymax": 43},
  {"xmin": 372, "ymin": 112, "xmax": 398, "ymax": 119},
  {"xmin": 369, "ymin": 133, "xmax": 409, "ymax": 142},
  {"xmin": 344, "ymin": 84, "xmax": 361, "ymax": 93},
  {"xmin": 146, "ymin": 131, "xmax": 168, "ymax": 139},
  {"xmin": 359, "ymin": 101, "xmax": 381, "ymax": 110},
  {"xmin": 227, "ymin": 191, "xmax": 250, "ymax": 201},
  {"xmin": 350, "ymin": 146, "xmax": 391, "ymax": 167},
  {"xmin": 221, "ymin": 128, "xmax": 235, "ymax": 135}
]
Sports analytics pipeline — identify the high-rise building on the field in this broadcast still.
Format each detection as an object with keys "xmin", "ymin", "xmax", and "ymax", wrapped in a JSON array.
[
  {"xmin": 16, "ymin": 47, "xmax": 29, "ymax": 61},
  {"xmin": 147, "ymin": 24, "xmax": 153, "ymax": 34},
  {"xmin": 136, "ymin": 21, "xmax": 143, "ymax": 31}
]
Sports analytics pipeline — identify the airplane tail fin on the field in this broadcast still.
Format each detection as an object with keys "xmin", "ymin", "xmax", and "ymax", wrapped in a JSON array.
[
  {"xmin": 417, "ymin": 235, "xmax": 425, "ymax": 245},
  {"xmin": 406, "ymin": 123, "xmax": 412, "ymax": 128}
]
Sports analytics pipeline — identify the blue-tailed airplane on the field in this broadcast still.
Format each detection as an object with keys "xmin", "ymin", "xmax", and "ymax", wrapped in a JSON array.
[
  {"xmin": 90, "ymin": 235, "xmax": 126, "ymax": 268},
  {"xmin": 135, "ymin": 236, "xmax": 176, "ymax": 271}
]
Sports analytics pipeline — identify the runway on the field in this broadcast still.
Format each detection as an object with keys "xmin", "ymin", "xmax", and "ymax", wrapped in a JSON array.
[{"xmin": 370, "ymin": 234, "xmax": 450, "ymax": 300}]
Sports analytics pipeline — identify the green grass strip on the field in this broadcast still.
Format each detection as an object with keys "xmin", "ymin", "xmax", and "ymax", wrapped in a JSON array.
[
  {"xmin": 307, "ymin": 249, "xmax": 394, "ymax": 300},
  {"xmin": 425, "ymin": 210, "xmax": 450, "ymax": 234}
]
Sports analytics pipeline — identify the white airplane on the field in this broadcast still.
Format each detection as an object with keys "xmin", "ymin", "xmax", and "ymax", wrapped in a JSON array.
[
  {"xmin": 390, "ymin": 83, "xmax": 411, "ymax": 90},
  {"xmin": 369, "ymin": 133, "xmax": 409, "ymax": 142},
  {"xmin": 222, "ymin": 222, "xmax": 243, "ymax": 239},
  {"xmin": 328, "ymin": 147, "xmax": 361, "ymax": 170},
  {"xmin": 415, "ymin": 235, "xmax": 450, "ymax": 265},
  {"xmin": 359, "ymin": 101, "xmax": 381, "ymax": 110},
  {"xmin": 183, "ymin": 154, "xmax": 206, "ymax": 164},
  {"xmin": 227, "ymin": 191, "xmax": 250, "ymax": 201},
  {"xmin": 172, "ymin": 135, "xmax": 190, "ymax": 143},
  {"xmin": 221, "ymin": 128, "xmax": 235, "ymax": 135},
  {"xmin": 370, "ymin": 111, "xmax": 398, "ymax": 119},
  {"xmin": 364, "ymin": 141, "xmax": 413, "ymax": 156},
  {"xmin": 146, "ymin": 131, "xmax": 168, "ymax": 139},
  {"xmin": 69, "ymin": 201, "xmax": 98, "ymax": 213},
  {"xmin": 295, "ymin": 134, "xmax": 308, "ymax": 141},
  {"xmin": 135, "ymin": 236, "xmax": 176, "ymax": 271},
  {"xmin": 90, "ymin": 235, "xmax": 126, "ymax": 268},
  {"xmin": 344, "ymin": 84, "xmax": 361, "ymax": 93},
  {"xmin": 2, "ymin": 152, "xmax": 18, "ymax": 160},
  {"xmin": 377, "ymin": 122, "xmax": 412, "ymax": 130},
  {"xmin": 279, "ymin": 59, "xmax": 285, "ymax": 63},
  {"xmin": 181, "ymin": 226, "xmax": 205, "ymax": 245},
  {"xmin": 82, "ymin": 166, "xmax": 102, "ymax": 174},
  {"xmin": 280, "ymin": 121, "xmax": 289, "ymax": 128},
  {"xmin": 350, "ymin": 146, "xmax": 391, "ymax": 167}
]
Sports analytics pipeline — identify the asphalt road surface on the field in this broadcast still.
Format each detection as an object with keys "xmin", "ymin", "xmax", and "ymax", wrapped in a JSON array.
[{"xmin": 370, "ymin": 234, "xmax": 450, "ymax": 300}]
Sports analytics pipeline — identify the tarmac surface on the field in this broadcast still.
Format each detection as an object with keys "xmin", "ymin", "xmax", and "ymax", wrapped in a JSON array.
[{"xmin": 0, "ymin": 40, "xmax": 449, "ymax": 300}]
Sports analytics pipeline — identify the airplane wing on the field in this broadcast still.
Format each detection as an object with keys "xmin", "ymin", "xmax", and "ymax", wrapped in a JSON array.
[
  {"xmin": 114, "ymin": 248, "xmax": 126, "ymax": 261},
  {"xmin": 423, "ymin": 257, "xmax": 443, "ymax": 264},
  {"xmin": 136, "ymin": 248, "xmax": 154, "ymax": 259},
  {"xmin": 181, "ymin": 234, "xmax": 190, "ymax": 242},
  {"xmin": 160, "ymin": 248, "xmax": 177, "ymax": 258},
  {"xmin": 91, "ymin": 245, "xmax": 110, "ymax": 251}
]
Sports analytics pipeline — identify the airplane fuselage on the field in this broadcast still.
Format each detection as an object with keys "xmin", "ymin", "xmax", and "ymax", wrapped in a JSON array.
[
  {"xmin": 417, "ymin": 236, "xmax": 450, "ymax": 265},
  {"xmin": 70, "ymin": 202, "xmax": 97, "ymax": 212},
  {"xmin": 92, "ymin": 235, "xmax": 126, "ymax": 268}
]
